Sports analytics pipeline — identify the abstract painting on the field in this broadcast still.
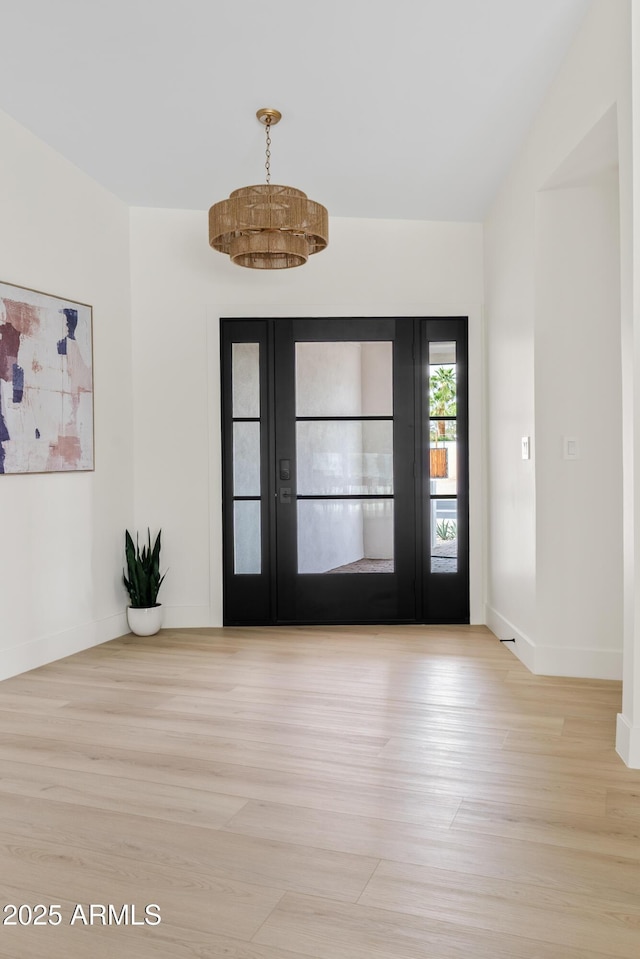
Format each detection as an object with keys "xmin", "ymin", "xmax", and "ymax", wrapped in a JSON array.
[{"xmin": 0, "ymin": 281, "xmax": 93, "ymax": 474}]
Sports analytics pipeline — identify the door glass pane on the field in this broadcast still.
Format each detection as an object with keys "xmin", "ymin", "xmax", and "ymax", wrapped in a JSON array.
[
  {"xmin": 232, "ymin": 342, "xmax": 260, "ymax": 418},
  {"xmin": 234, "ymin": 500, "xmax": 261, "ymax": 574},
  {"xmin": 428, "ymin": 342, "xmax": 456, "ymax": 418},
  {"xmin": 429, "ymin": 419, "xmax": 457, "ymax": 495},
  {"xmin": 296, "ymin": 341, "xmax": 393, "ymax": 416},
  {"xmin": 233, "ymin": 422, "xmax": 261, "ymax": 496},
  {"xmin": 297, "ymin": 421, "xmax": 393, "ymax": 495},
  {"xmin": 297, "ymin": 499, "xmax": 394, "ymax": 573},
  {"xmin": 431, "ymin": 498, "xmax": 457, "ymax": 573}
]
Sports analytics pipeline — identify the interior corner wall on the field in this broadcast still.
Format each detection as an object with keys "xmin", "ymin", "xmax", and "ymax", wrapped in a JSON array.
[
  {"xmin": 484, "ymin": 0, "xmax": 632, "ymax": 682},
  {"xmin": 128, "ymin": 212, "xmax": 484, "ymax": 627},
  {"xmin": 535, "ymin": 171, "xmax": 622, "ymax": 679},
  {"xmin": 0, "ymin": 110, "xmax": 134, "ymax": 680}
]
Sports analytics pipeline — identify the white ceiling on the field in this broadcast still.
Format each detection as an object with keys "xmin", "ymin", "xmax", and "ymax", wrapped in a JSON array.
[{"xmin": 0, "ymin": 0, "xmax": 593, "ymax": 221}]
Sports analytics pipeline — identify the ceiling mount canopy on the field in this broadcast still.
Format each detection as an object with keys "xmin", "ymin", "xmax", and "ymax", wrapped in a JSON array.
[{"xmin": 209, "ymin": 108, "xmax": 329, "ymax": 270}]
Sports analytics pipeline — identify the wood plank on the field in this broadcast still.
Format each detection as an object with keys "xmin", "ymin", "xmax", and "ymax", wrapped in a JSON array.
[
  {"xmin": 254, "ymin": 891, "xmax": 619, "ymax": 959},
  {"xmin": 0, "ymin": 709, "xmax": 386, "ymax": 764},
  {"xmin": 359, "ymin": 859, "xmax": 640, "ymax": 959},
  {"xmin": 0, "ymin": 716, "xmax": 605, "ymax": 814},
  {"xmin": 0, "ymin": 793, "xmax": 379, "ymax": 903},
  {"xmin": 224, "ymin": 799, "xmax": 640, "ymax": 903},
  {"xmin": 451, "ymin": 798, "xmax": 640, "ymax": 859},
  {"xmin": 606, "ymin": 787, "xmax": 640, "ymax": 820},
  {"xmin": 224, "ymin": 799, "xmax": 460, "ymax": 857},
  {"xmin": 0, "ymin": 692, "xmax": 70, "ymax": 713},
  {"xmin": 0, "ymin": 835, "xmax": 285, "ymax": 940},
  {"xmin": 44, "ymin": 701, "xmax": 391, "ymax": 752},
  {"xmin": 0, "ymin": 736, "xmax": 462, "ymax": 826},
  {"xmin": 0, "ymin": 758, "xmax": 247, "ymax": 828}
]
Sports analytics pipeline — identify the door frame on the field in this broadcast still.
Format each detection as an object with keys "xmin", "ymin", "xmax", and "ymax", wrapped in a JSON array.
[{"xmin": 220, "ymin": 316, "xmax": 470, "ymax": 626}]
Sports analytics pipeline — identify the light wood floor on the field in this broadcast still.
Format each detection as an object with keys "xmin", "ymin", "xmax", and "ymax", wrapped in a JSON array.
[{"xmin": 0, "ymin": 624, "xmax": 639, "ymax": 958}]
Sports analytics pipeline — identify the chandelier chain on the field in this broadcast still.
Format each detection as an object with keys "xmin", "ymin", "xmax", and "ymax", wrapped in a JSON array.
[{"xmin": 264, "ymin": 118, "xmax": 272, "ymax": 185}]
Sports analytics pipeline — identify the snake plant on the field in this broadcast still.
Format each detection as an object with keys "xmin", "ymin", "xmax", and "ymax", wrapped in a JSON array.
[{"xmin": 123, "ymin": 528, "xmax": 166, "ymax": 608}]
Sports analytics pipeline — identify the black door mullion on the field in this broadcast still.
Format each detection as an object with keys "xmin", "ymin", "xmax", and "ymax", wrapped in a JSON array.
[
  {"xmin": 392, "ymin": 317, "xmax": 418, "ymax": 621},
  {"xmin": 273, "ymin": 319, "xmax": 298, "ymax": 619}
]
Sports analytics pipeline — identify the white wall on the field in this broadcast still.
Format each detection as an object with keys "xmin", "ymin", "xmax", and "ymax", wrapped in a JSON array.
[
  {"xmin": 535, "ymin": 168, "xmax": 622, "ymax": 676},
  {"xmin": 484, "ymin": 0, "xmax": 635, "ymax": 748},
  {"xmin": 0, "ymin": 109, "xmax": 134, "ymax": 680},
  {"xmin": 129, "ymin": 212, "xmax": 484, "ymax": 625}
]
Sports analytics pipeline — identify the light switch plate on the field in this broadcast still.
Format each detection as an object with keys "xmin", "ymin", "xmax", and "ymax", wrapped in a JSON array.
[
  {"xmin": 564, "ymin": 437, "xmax": 579, "ymax": 460},
  {"xmin": 521, "ymin": 436, "xmax": 530, "ymax": 460}
]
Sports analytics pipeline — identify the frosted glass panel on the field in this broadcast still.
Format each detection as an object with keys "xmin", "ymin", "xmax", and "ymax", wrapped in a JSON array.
[
  {"xmin": 232, "ymin": 342, "xmax": 260, "ymax": 418},
  {"xmin": 429, "ymin": 341, "xmax": 456, "ymax": 366},
  {"xmin": 431, "ymin": 498, "xmax": 457, "ymax": 573},
  {"xmin": 297, "ymin": 499, "xmax": 394, "ymax": 573},
  {"xmin": 233, "ymin": 422, "xmax": 261, "ymax": 496},
  {"xmin": 296, "ymin": 341, "xmax": 392, "ymax": 416},
  {"xmin": 234, "ymin": 500, "xmax": 261, "ymax": 574},
  {"xmin": 297, "ymin": 421, "xmax": 393, "ymax": 495}
]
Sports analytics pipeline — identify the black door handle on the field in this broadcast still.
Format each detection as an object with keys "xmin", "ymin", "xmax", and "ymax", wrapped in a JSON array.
[{"xmin": 279, "ymin": 487, "xmax": 292, "ymax": 504}]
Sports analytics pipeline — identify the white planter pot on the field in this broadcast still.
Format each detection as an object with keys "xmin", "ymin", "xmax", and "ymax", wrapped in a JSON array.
[{"xmin": 127, "ymin": 605, "xmax": 163, "ymax": 636}]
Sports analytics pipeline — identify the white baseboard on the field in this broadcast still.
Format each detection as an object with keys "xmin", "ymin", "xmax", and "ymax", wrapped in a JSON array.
[
  {"xmin": 485, "ymin": 605, "xmax": 622, "ymax": 680},
  {"xmin": 616, "ymin": 713, "xmax": 640, "ymax": 768},
  {"xmin": 534, "ymin": 645, "xmax": 622, "ymax": 680},
  {"xmin": 161, "ymin": 605, "xmax": 215, "ymax": 628},
  {"xmin": 485, "ymin": 606, "xmax": 537, "ymax": 672},
  {"xmin": 0, "ymin": 612, "xmax": 128, "ymax": 682}
]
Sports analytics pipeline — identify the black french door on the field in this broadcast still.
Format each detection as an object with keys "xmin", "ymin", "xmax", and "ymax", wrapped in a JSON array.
[{"xmin": 220, "ymin": 316, "xmax": 469, "ymax": 626}]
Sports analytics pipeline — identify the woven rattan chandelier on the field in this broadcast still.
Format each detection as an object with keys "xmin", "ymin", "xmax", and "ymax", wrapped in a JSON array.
[{"xmin": 209, "ymin": 108, "xmax": 328, "ymax": 269}]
